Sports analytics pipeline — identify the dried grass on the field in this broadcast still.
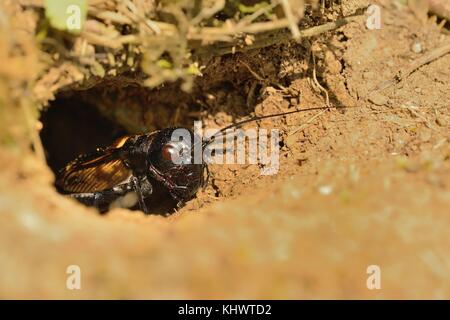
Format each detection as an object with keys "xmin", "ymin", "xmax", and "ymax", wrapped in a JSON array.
[{"xmin": 0, "ymin": 0, "xmax": 366, "ymax": 157}]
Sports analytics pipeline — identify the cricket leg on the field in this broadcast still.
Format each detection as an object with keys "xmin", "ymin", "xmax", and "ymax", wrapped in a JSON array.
[
  {"xmin": 131, "ymin": 176, "xmax": 153, "ymax": 214},
  {"xmin": 70, "ymin": 182, "xmax": 134, "ymax": 213}
]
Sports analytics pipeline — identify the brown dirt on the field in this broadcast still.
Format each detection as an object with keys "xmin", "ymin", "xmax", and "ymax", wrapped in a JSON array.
[{"xmin": 0, "ymin": 0, "xmax": 450, "ymax": 299}]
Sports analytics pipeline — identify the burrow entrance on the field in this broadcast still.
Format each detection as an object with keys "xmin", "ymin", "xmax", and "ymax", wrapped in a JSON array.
[{"xmin": 39, "ymin": 68, "xmax": 261, "ymax": 215}]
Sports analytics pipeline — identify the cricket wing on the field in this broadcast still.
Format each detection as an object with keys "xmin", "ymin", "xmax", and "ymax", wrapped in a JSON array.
[{"xmin": 56, "ymin": 137, "xmax": 133, "ymax": 193}]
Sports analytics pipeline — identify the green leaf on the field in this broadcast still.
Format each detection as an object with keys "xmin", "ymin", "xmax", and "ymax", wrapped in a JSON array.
[
  {"xmin": 44, "ymin": 0, "xmax": 87, "ymax": 34},
  {"xmin": 186, "ymin": 63, "xmax": 202, "ymax": 75},
  {"xmin": 237, "ymin": 1, "xmax": 270, "ymax": 14},
  {"xmin": 156, "ymin": 59, "xmax": 173, "ymax": 69},
  {"xmin": 90, "ymin": 61, "xmax": 106, "ymax": 78}
]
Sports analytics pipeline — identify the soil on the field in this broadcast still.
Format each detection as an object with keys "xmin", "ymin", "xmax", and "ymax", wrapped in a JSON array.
[{"xmin": 0, "ymin": 0, "xmax": 449, "ymax": 299}]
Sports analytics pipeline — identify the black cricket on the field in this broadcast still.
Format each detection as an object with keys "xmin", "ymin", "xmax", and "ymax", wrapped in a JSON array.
[{"xmin": 56, "ymin": 106, "xmax": 336, "ymax": 214}]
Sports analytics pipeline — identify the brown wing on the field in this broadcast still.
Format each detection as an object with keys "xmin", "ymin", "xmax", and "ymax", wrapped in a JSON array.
[{"xmin": 56, "ymin": 136, "xmax": 133, "ymax": 193}]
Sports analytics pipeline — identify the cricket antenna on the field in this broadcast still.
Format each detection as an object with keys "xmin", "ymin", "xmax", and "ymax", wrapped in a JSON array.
[{"xmin": 201, "ymin": 105, "xmax": 348, "ymax": 148}]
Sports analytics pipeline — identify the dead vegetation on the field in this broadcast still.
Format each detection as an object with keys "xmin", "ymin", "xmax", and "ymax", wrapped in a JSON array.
[
  {"xmin": 1, "ymin": 0, "xmax": 371, "ymax": 154},
  {"xmin": 0, "ymin": 0, "xmax": 449, "ymax": 298}
]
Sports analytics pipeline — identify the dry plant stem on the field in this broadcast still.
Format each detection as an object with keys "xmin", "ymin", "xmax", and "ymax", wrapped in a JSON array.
[
  {"xmin": 26, "ymin": 0, "xmax": 363, "ymax": 56},
  {"xmin": 195, "ymin": 14, "xmax": 363, "ymax": 56},
  {"xmin": 239, "ymin": 60, "xmax": 287, "ymax": 90},
  {"xmin": 402, "ymin": 43, "xmax": 450, "ymax": 78},
  {"xmin": 288, "ymin": 109, "xmax": 327, "ymax": 136},
  {"xmin": 191, "ymin": 0, "xmax": 225, "ymax": 26},
  {"xmin": 239, "ymin": 60, "xmax": 265, "ymax": 81},
  {"xmin": 279, "ymin": 0, "xmax": 301, "ymax": 40},
  {"xmin": 375, "ymin": 42, "xmax": 450, "ymax": 91},
  {"xmin": 236, "ymin": 3, "xmax": 278, "ymax": 28},
  {"xmin": 311, "ymin": 53, "xmax": 330, "ymax": 106}
]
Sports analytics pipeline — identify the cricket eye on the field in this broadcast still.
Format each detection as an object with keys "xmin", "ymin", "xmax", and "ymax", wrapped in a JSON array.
[{"xmin": 161, "ymin": 143, "xmax": 179, "ymax": 162}]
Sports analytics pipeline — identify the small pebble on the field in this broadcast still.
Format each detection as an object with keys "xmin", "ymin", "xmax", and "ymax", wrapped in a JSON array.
[
  {"xmin": 318, "ymin": 185, "xmax": 333, "ymax": 195},
  {"xmin": 412, "ymin": 42, "xmax": 423, "ymax": 54}
]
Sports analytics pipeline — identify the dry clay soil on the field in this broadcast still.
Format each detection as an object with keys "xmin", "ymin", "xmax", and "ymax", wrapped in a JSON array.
[{"xmin": 0, "ymin": 2, "xmax": 450, "ymax": 298}]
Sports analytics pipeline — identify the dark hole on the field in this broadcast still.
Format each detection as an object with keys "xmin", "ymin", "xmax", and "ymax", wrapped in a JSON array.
[
  {"xmin": 39, "ymin": 89, "xmax": 180, "ymax": 215},
  {"xmin": 40, "ymin": 97, "xmax": 127, "ymax": 173}
]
